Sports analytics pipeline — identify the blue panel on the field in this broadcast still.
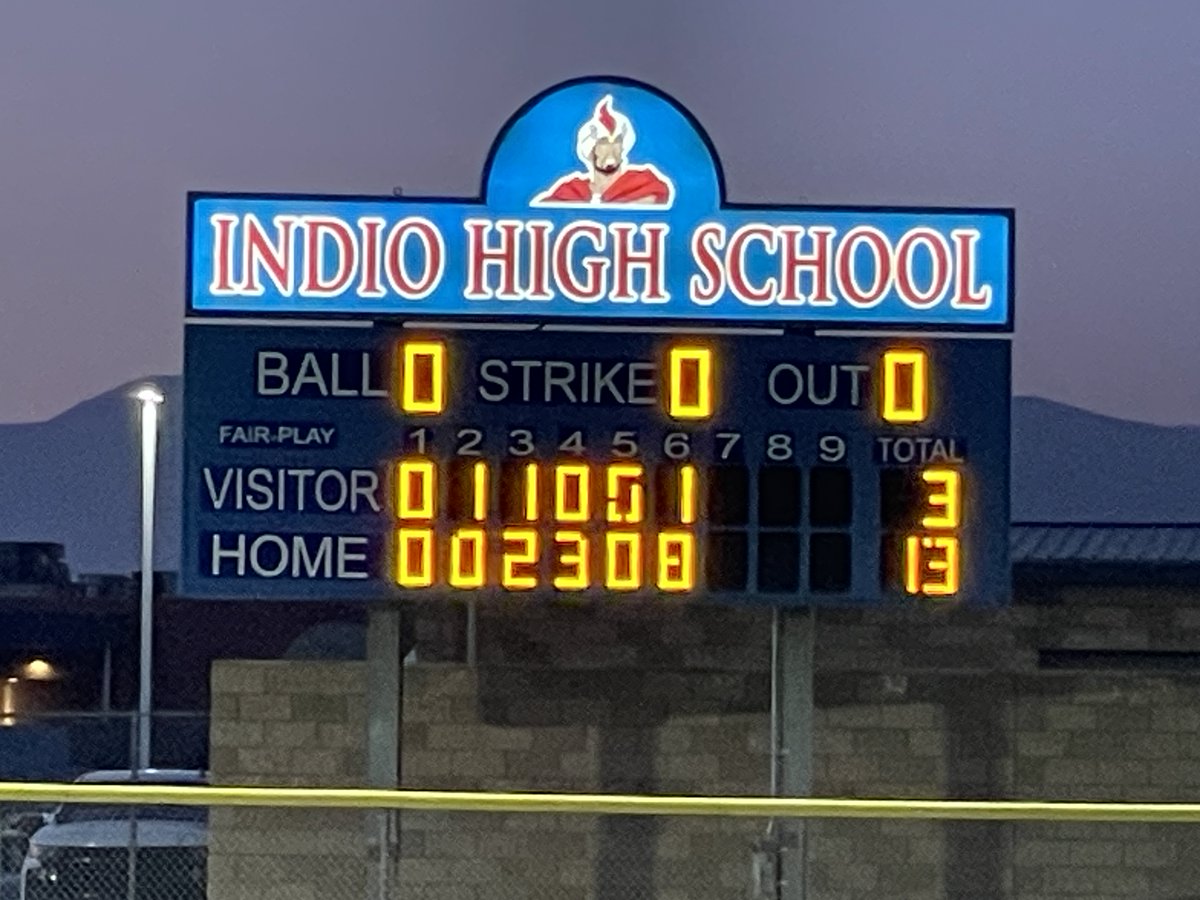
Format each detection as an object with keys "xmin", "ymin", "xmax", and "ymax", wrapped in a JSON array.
[
  {"xmin": 187, "ymin": 79, "xmax": 1013, "ymax": 329},
  {"xmin": 180, "ymin": 324, "xmax": 1011, "ymax": 608}
]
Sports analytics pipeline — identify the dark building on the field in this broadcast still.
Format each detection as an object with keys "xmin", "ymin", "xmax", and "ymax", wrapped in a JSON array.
[{"xmin": 0, "ymin": 541, "xmax": 364, "ymax": 778}]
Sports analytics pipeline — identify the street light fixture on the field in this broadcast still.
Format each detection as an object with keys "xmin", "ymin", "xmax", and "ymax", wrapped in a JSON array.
[{"xmin": 133, "ymin": 385, "xmax": 163, "ymax": 772}]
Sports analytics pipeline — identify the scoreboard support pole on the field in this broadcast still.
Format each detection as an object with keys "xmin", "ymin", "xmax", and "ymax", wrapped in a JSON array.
[
  {"xmin": 366, "ymin": 604, "xmax": 403, "ymax": 900},
  {"xmin": 775, "ymin": 608, "xmax": 815, "ymax": 900}
]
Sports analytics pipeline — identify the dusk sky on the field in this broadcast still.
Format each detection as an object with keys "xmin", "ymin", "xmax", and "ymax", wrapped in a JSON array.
[{"xmin": 2, "ymin": 0, "xmax": 1199, "ymax": 425}]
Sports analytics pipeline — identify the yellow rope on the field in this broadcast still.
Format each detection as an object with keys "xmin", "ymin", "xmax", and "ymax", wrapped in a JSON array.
[{"xmin": 1, "ymin": 783, "xmax": 1198, "ymax": 822}]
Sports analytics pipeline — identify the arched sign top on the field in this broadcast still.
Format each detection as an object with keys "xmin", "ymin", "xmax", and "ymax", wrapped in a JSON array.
[
  {"xmin": 479, "ymin": 77, "xmax": 721, "ymax": 213},
  {"xmin": 187, "ymin": 76, "xmax": 1013, "ymax": 329}
]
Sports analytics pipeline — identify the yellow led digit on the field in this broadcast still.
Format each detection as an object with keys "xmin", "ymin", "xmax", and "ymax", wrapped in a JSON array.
[
  {"xmin": 605, "ymin": 532, "xmax": 642, "ymax": 591},
  {"xmin": 396, "ymin": 528, "xmax": 434, "ymax": 587},
  {"xmin": 449, "ymin": 528, "xmax": 485, "ymax": 589},
  {"xmin": 396, "ymin": 460, "xmax": 435, "ymax": 520},
  {"xmin": 554, "ymin": 463, "xmax": 590, "ymax": 523},
  {"xmin": 472, "ymin": 460, "xmax": 488, "ymax": 522},
  {"xmin": 399, "ymin": 341, "xmax": 446, "ymax": 414},
  {"xmin": 678, "ymin": 464, "xmax": 697, "ymax": 525},
  {"xmin": 882, "ymin": 349, "xmax": 928, "ymax": 423},
  {"xmin": 668, "ymin": 346, "xmax": 713, "ymax": 420},
  {"xmin": 903, "ymin": 535, "xmax": 959, "ymax": 597},
  {"xmin": 501, "ymin": 527, "xmax": 538, "ymax": 590},
  {"xmin": 606, "ymin": 463, "xmax": 645, "ymax": 524},
  {"xmin": 921, "ymin": 468, "xmax": 960, "ymax": 528},
  {"xmin": 553, "ymin": 531, "xmax": 589, "ymax": 591},
  {"xmin": 523, "ymin": 463, "xmax": 539, "ymax": 521},
  {"xmin": 657, "ymin": 532, "xmax": 695, "ymax": 592}
]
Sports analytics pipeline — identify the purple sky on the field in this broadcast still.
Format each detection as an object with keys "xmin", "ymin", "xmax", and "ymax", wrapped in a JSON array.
[{"xmin": 2, "ymin": 0, "xmax": 1199, "ymax": 425}]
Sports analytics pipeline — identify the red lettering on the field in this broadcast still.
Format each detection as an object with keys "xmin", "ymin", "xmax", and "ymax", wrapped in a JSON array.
[
  {"xmin": 835, "ymin": 226, "xmax": 892, "ymax": 307},
  {"xmin": 384, "ymin": 218, "xmax": 444, "ymax": 299},
  {"xmin": 778, "ymin": 225, "xmax": 836, "ymax": 305},
  {"xmin": 949, "ymin": 229, "xmax": 992, "ymax": 308},
  {"xmin": 464, "ymin": 219, "xmax": 522, "ymax": 299},
  {"xmin": 553, "ymin": 222, "xmax": 608, "ymax": 302},
  {"xmin": 300, "ymin": 217, "xmax": 358, "ymax": 297},
  {"xmin": 357, "ymin": 217, "xmax": 386, "ymax": 297},
  {"xmin": 241, "ymin": 214, "xmax": 299, "ymax": 295},
  {"xmin": 895, "ymin": 228, "xmax": 951, "ymax": 308},
  {"xmin": 208, "ymin": 214, "xmax": 239, "ymax": 295},
  {"xmin": 525, "ymin": 220, "xmax": 553, "ymax": 301},
  {"xmin": 609, "ymin": 223, "xmax": 668, "ymax": 302},
  {"xmin": 725, "ymin": 224, "xmax": 778, "ymax": 305},
  {"xmin": 688, "ymin": 223, "xmax": 726, "ymax": 305}
]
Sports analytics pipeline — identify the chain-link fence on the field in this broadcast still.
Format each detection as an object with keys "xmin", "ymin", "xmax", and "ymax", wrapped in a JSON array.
[
  {"xmin": 14, "ymin": 803, "xmax": 206, "ymax": 900},
  {"xmin": 6, "ymin": 788, "xmax": 1200, "ymax": 900}
]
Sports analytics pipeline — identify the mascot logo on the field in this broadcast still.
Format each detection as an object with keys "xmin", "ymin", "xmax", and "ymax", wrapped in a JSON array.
[{"xmin": 532, "ymin": 95, "xmax": 676, "ymax": 209}]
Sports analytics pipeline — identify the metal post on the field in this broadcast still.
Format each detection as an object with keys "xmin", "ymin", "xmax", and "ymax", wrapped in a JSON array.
[
  {"xmin": 366, "ymin": 606, "xmax": 402, "ymax": 900},
  {"xmin": 135, "ymin": 387, "xmax": 162, "ymax": 772},
  {"xmin": 465, "ymin": 600, "xmax": 478, "ymax": 668},
  {"xmin": 101, "ymin": 642, "xmax": 112, "ymax": 712},
  {"xmin": 777, "ymin": 609, "xmax": 815, "ymax": 900},
  {"xmin": 125, "ymin": 730, "xmax": 140, "ymax": 900}
]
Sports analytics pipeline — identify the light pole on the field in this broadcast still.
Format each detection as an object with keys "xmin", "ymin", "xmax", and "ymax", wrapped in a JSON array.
[{"xmin": 134, "ymin": 385, "xmax": 163, "ymax": 772}]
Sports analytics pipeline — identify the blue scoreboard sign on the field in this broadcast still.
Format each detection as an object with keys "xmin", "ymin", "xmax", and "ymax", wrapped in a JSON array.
[{"xmin": 181, "ymin": 76, "xmax": 1014, "ymax": 607}]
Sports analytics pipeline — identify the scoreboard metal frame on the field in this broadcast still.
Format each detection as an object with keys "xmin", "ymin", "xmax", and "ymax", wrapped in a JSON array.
[{"xmin": 179, "ymin": 76, "xmax": 1014, "ymax": 609}]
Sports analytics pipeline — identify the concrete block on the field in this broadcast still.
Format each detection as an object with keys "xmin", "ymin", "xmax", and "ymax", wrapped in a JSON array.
[
  {"xmin": 408, "ymin": 665, "xmax": 478, "ymax": 699},
  {"xmin": 211, "ymin": 663, "xmax": 267, "ymax": 695},
  {"xmin": 1066, "ymin": 840, "xmax": 1125, "ymax": 866},
  {"xmin": 211, "ymin": 721, "xmax": 264, "ymax": 749},
  {"xmin": 404, "ymin": 750, "xmax": 456, "ymax": 780},
  {"xmin": 1152, "ymin": 706, "xmax": 1200, "ymax": 732},
  {"xmin": 1042, "ymin": 705, "xmax": 1097, "ymax": 730},
  {"xmin": 211, "ymin": 694, "xmax": 240, "ymax": 719},
  {"xmin": 906, "ymin": 729, "xmax": 943, "ymax": 758},
  {"xmin": 1122, "ymin": 839, "xmax": 1178, "ymax": 868},
  {"xmin": 655, "ymin": 725, "xmax": 693, "ymax": 754},
  {"xmin": 235, "ymin": 747, "xmax": 294, "ymax": 775},
  {"xmin": 405, "ymin": 698, "xmax": 454, "ymax": 724},
  {"xmin": 1017, "ymin": 731, "xmax": 1070, "ymax": 758},
  {"xmin": 448, "ymin": 750, "xmax": 506, "ymax": 780},
  {"xmin": 399, "ymin": 858, "xmax": 495, "ymax": 885},
  {"xmin": 424, "ymin": 724, "xmax": 478, "ymax": 749},
  {"xmin": 825, "ymin": 705, "xmax": 883, "ymax": 729},
  {"xmin": 290, "ymin": 693, "xmax": 346, "ymax": 722},
  {"xmin": 317, "ymin": 722, "xmax": 364, "ymax": 749},
  {"xmin": 659, "ymin": 752, "xmax": 720, "ymax": 781},
  {"xmin": 264, "ymin": 661, "xmax": 365, "ymax": 696},
  {"xmin": 853, "ymin": 728, "xmax": 911, "ymax": 756},
  {"xmin": 480, "ymin": 725, "xmax": 535, "ymax": 751},
  {"xmin": 290, "ymin": 749, "xmax": 346, "ymax": 777},
  {"xmin": 239, "ymin": 694, "xmax": 292, "ymax": 721},
  {"xmin": 263, "ymin": 720, "xmax": 317, "ymax": 748}
]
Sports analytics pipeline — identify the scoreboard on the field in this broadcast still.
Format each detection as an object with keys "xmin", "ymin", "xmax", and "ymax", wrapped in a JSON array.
[
  {"xmin": 182, "ymin": 325, "xmax": 1009, "ymax": 606},
  {"xmin": 179, "ymin": 76, "xmax": 1014, "ymax": 608}
]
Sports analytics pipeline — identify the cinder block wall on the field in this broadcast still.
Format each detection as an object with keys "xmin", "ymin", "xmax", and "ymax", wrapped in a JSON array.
[
  {"xmin": 207, "ymin": 661, "xmax": 369, "ymax": 900},
  {"xmin": 208, "ymin": 586, "xmax": 1200, "ymax": 900}
]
